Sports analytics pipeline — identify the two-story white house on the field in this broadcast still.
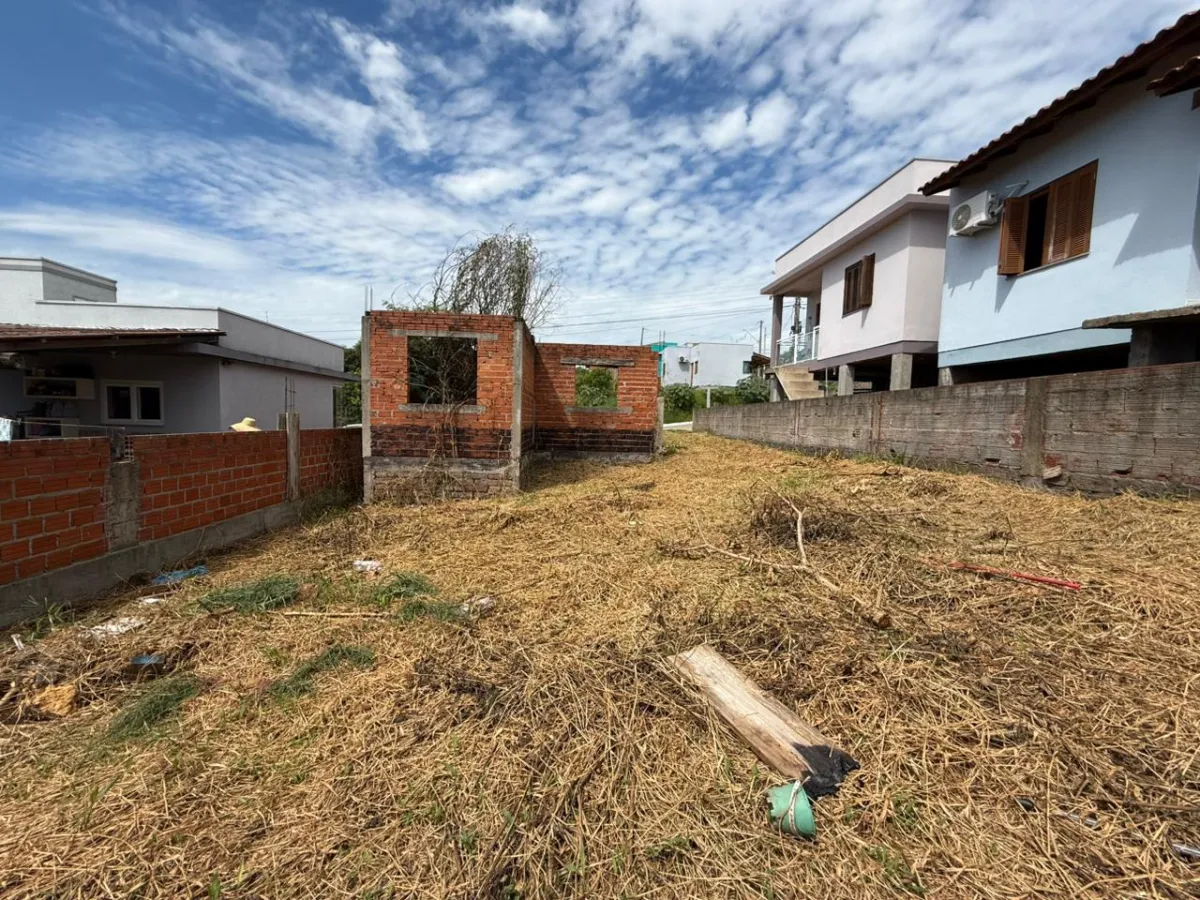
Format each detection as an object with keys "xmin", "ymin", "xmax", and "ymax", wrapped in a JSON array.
[
  {"xmin": 762, "ymin": 159, "xmax": 955, "ymax": 398},
  {"xmin": 0, "ymin": 258, "xmax": 354, "ymax": 437},
  {"xmin": 922, "ymin": 10, "xmax": 1200, "ymax": 384},
  {"xmin": 658, "ymin": 341, "xmax": 760, "ymax": 388}
]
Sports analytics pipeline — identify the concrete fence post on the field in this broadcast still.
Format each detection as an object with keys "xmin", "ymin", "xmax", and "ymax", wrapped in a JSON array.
[
  {"xmin": 279, "ymin": 411, "xmax": 301, "ymax": 501},
  {"xmin": 1019, "ymin": 378, "xmax": 1047, "ymax": 485},
  {"xmin": 105, "ymin": 457, "xmax": 140, "ymax": 551}
]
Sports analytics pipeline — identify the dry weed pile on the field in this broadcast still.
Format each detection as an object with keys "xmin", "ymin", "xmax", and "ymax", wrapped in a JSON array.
[{"xmin": 1, "ymin": 433, "xmax": 1199, "ymax": 898}]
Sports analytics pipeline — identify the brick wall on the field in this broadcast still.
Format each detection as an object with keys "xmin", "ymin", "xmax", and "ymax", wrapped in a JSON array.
[
  {"xmin": 0, "ymin": 429, "xmax": 362, "ymax": 589},
  {"xmin": 519, "ymin": 324, "xmax": 537, "ymax": 454},
  {"xmin": 365, "ymin": 311, "xmax": 516, "ymax": 461},
  {"xmin": 532, "ymin": 343, "xmax": 660, "ymax": 454},
  {"xmin": 300, "ymin": 428, "xmax": 364, "ymax": 497},
  {"xmin": 695, "ymin": 362, "xmax": 1200, "ymax": 496},
  {"xmin": 0, "ymin": 438, "xmax": 109, "ymax": 584},
  {"xmin": 130, "ymin": 432, "xmax": 288, "ymax": 542}
]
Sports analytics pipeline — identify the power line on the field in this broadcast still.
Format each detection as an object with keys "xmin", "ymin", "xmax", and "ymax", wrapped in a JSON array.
[{"xmin": 301, "ymin": 301, "xmax": 768, "ymax": 339}]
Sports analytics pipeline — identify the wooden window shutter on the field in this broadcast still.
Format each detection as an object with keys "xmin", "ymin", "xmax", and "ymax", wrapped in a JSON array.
[
  {"xmin": 997, "ymin": 196, "xmax": 1028, "ymax": 275},
  {"xmin": 1068, "ymin": 162, "xmax": 1097, "ymax": 258},
  {"xmin": 861, "ymin": 253, "xmax": 875, "ymax": 308},
  {"xmin": 1046, "ymin": 175, "xmax": 1077, "ymax": 264}
]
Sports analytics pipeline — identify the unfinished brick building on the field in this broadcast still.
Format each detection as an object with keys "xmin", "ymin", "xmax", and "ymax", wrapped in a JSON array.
[{"xmin": 361, "ymin": 311, "xmax": 662, "ymax": 499}]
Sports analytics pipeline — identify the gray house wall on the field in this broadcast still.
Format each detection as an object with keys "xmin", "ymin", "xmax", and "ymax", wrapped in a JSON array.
[
  {"xmin": 219, "ymin": 363, "xmax": 336, "ymax": 431},
  {"xmin": 5, "ymin": 352, "xmax": 223, "ymax": 434}
]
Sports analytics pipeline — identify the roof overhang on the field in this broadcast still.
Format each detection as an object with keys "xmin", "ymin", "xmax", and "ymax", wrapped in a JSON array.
[
  {"xmin": 0, "ymin": 327, "xmax": 224, "ymax": 353},
  {"xmin": 761, "ymin": 193, "xmax": 947, "ymax": 296},
  {"xmin": 921, "ymin": 11, "xmax": 1200, "ymax": 195},
  {"xmin": 1147, "ymin": 54, "xmax": 1200, "ymax": 96}
]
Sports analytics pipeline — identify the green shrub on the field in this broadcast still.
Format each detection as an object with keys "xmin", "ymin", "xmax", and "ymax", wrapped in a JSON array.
[
  {"xmin": 735, "ymin": 375, "xmax": 770, "ymax": 404},
  {"xmin": 662, "ymin": 383, "xmax": 694, "ymax": 416},
  {"xmin": 574, "ymin": 366, "xmax": 618, "ymax": 408}
]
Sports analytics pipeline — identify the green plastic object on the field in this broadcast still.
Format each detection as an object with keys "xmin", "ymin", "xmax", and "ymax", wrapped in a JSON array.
[{"xmin": 768, "ymin": 781, "xmax": 816, "ymax": 838}]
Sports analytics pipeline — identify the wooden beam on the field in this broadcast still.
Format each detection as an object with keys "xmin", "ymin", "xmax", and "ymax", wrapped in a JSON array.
[{"xmin": 667, "ymin": 644, "xmax": 858, "ymax": 797}]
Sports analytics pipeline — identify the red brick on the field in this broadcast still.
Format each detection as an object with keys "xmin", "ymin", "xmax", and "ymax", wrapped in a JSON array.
[
  {"xmin": 1, "ymin": 499, "xmax": 29, "ymax": 520},
  {"xmin": 17, "ymin": 555, "xmax": 47, "ymax": 579}
]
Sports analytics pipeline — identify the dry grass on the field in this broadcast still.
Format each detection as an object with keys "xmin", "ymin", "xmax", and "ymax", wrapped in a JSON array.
[{"xmin": 1, "ymin": 431, "xmax": 1199, "ymax": 899}]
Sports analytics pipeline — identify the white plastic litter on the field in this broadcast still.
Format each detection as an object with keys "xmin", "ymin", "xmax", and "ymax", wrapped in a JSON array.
[
  {"xmin": 84, "ymin": 616, "xmax": 146, "ymax": 639},
  {"xmin": 459, "ymin": 596, "xmax": 496, "ymax": 617},
  {"xmin": 139, "ymin": 597, "xmax": 167, "ymax": 605},
  {"xmin": 352, "ymin": 560, "xmax": 383, "ymax": 573},
  {"xmin": 11, "ymin": 635, "xmax": 25, "ymax": 651}
]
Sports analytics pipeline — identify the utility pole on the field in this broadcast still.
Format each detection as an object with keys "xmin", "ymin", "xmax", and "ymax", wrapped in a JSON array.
[
  {"xmin": 757, "ymin": 320, "xmax": 763, "ymax": 353},
  {"xmin": 640, "ymin": 326, "xmax": 645, "ymax": 345}
]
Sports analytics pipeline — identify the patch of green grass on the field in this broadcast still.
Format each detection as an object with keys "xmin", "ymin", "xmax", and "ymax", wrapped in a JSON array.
[
  {"xmin": 644, "ymin": 834, "xmax": 695, "ymax": 860},
  {"xmin": 201, "ymin": 575, "xmax": 300, "ymax": 613},
  {"xmin": 865, "ymin": 845, "xmax": 925, "ymax": 895},
  {"xmin": 458, "ymin": 828, "xmax": 479, "ymax": 855},
  {"xmin": 395, "ymin": 598, "xmax": 467, "ymax": 623},
  {"xmin": 268, "ymin": 644, "xmax": 375, "ymax": 700},
  {"xmin": 108, "ymin": 675, "xmax": 203, "ymax": 741},
  {"xmin": 891, "ymin": 793, "xmax": 922, "ymax": 831},
  {"xmin": 369, "ymin": 572, "xmax": 437, "ymax": 609}
]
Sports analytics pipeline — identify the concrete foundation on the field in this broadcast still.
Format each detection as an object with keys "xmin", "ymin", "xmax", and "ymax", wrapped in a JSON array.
[{"xmin": 364, "ymin": 455, "xmax": 519, "ymax": 501}]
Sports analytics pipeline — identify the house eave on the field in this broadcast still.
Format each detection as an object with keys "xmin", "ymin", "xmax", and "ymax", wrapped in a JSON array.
[{"xmin": 761, "ymin": 193, "xmax": 948, "ymax": 296}]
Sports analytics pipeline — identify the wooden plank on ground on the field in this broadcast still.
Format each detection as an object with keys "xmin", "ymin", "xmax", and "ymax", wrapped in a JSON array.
[{"xmin": 667, "ymin": 643, "xmax": 859, "ymax": 796}]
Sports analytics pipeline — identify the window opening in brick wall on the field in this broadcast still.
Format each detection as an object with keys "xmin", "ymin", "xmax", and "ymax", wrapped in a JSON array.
[
  {"xmin": 102, "ymin": 381, "xmax": 164, "ymax": 425},
  {"xmin": 407, "ymin": 336, "xmax": 478, "ymax": 405},
  {"xmin": 574, "ymin": 365, "xmax": 619, "ymax": 408}
]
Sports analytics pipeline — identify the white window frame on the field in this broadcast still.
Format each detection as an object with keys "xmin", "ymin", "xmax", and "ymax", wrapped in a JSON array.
[{"xmin": 101, "ymin": 381, "xmax": 165, "ymax": 426}]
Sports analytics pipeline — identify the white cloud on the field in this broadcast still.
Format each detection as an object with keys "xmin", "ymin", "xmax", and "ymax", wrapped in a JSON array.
[
  {"xmin": 701, "ymin": 105, "xmax": 748, "ymax": 151},
  {"xmin": 437, "ymin": 167, "xmax": 534, "ymax": 202},
  {"xmin": 746, "ymin": 91, "xmax": 796, "ymax": 148},
  {"xmin": 7, "ymin": 0, "xmax": 1196, "ymax": 351},
  {"xmin": 484, "ymin": 4, "xmax": 565, "ymax": 48}
]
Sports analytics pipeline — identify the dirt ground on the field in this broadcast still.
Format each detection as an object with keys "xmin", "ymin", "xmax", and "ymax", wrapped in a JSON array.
[{"xmin": 1, "ymin": 432, "xmax": 1199, "ymax": 899}]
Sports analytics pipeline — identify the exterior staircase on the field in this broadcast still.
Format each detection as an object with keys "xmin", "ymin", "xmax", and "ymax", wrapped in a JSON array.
[{"xmin": 774, "ymin": 364, "xmax": 824, "ymax": 400}]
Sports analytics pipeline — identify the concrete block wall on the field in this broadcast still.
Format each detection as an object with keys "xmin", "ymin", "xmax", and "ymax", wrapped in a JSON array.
[
  {"xmin": 695, "ymin": 362, "xmax": 1200, "ymax": 496},
  {"xmin": 0, "ymin": 428, "xmax": 362, "ymax": 595},
  {"xmin": 532, "ymin": 342, "xmax": 661, "ymax": 455},
  {"xmin": 0, "ymin": 438, "xmax": 110, "ymax": 584}
]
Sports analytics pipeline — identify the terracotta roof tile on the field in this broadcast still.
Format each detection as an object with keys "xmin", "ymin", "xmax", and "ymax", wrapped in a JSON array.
[{"xmin": 921, "ymin": 10, "xmax": 1200, "ymax": 195}]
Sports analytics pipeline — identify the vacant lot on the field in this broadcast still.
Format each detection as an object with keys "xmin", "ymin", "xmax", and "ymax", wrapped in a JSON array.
[{"xmin": 2, "ymin": 432, "xmax": 1198, "ymax": 899}]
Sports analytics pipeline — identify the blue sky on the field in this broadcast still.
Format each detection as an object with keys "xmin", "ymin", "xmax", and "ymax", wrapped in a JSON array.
[{"xmin": 0, "ymin": 0, "xmax": 1192, "ymax": 348}]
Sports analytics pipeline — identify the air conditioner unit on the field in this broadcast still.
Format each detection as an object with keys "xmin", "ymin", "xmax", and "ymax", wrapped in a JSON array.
[
  {"xmin": 678, "ymin": 354, "xmax": 689, "ymax": 364},
  {"xmin": 949, "ymin": 190, "xmax": 1000, "ymax": 236}
]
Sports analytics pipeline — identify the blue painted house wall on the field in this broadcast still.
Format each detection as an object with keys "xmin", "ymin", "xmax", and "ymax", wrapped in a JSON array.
[{"xmin": 938, "ymin": 53, "xmax": 1200, "ymax": 369}]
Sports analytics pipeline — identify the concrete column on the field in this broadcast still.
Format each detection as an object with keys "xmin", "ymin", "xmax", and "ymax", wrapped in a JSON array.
[
  {"xmin": 511, "ymin": 322, "xmax": 524, "ymax": 463},
  {"xmin": 770, "ymin": 295, "xmax": 783, "ymax": 366},
  {"xmin": 889, "ymin": 352, "xmax": 913, "ymax": 391},
  {"xmin": 279, "ymin": 411, "xmax": 301, "ymax": 501},
  {"xmin": 837, "ymin": 364, "xmax": 855, "ymax": 397},
  {"xmin": 104, "ymin": 458, "xmax": 140, "ymax": 551},
  {"xmin": 360, "ymin": 314, "xmax": 373, "ymax": 503}
]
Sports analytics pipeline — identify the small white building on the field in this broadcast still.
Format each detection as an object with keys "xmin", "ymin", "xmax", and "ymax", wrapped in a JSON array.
[
  {"xmin": 923, "ymin": 11, "xmax": 1200, "ymax": 383},
  {"xmin": 659, "ymin": 342, "xmax": 759, "ymax": 388},
  {"xmin": 0, "ymin": 258, "xmax": 353, "ymax": 437},
  {"xmin": 762, "ymin": 159, "xmax": 955, "ymax": 398}
]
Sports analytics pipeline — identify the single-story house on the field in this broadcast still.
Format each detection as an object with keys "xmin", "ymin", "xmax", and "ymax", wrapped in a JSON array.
[
  {"xmin": 762, "ymin": 158, "xmax": 955, "ymax": 399},
  {"xmin": 0, "ymin": 258, "xmax": 354, "ymax": 437},
  {"xmin": 659, "ymin": 341, "xmax": 759, "ymax": 388},
  {"xmin": 922, "ymin": 10, "xmax": 1200, "ymax": 383}
]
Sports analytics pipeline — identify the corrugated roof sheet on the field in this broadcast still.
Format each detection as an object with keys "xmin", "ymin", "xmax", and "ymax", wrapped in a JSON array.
[
  {"xmin": 0, "ymin": 324, "xmax": 223, "ymax": 341},
  {"xmin": 921, "ymin": 10, "xmax": 1200, "ymax": 195}
]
